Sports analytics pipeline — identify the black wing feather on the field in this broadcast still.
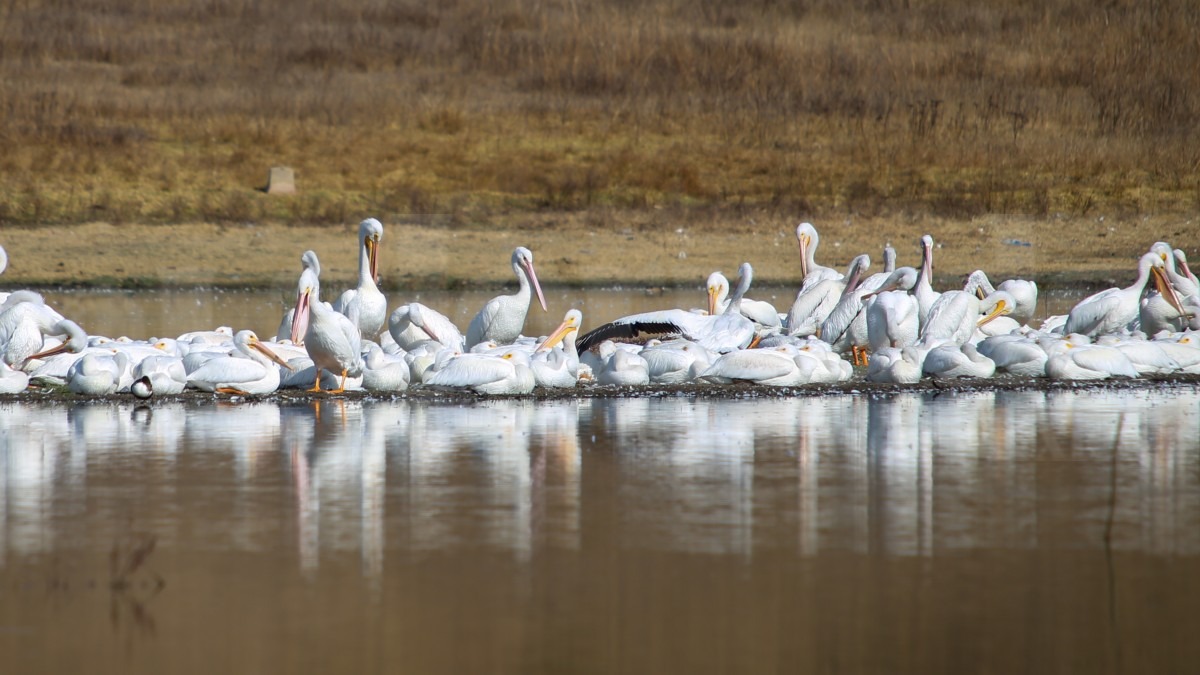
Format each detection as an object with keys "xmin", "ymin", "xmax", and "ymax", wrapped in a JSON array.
[{"xmin": 575, "ymin": 320, "xmax": 684, "ymax": 352}]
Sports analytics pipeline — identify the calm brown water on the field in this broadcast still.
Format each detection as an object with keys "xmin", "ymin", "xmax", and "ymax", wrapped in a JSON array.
[
  {"xmin": 2, "ymin": 389, "xmax": 1199, "ymax": 674},
  {"xmin": 37, "ymin": 286, "xmax": 1085, "ymax": 342}
]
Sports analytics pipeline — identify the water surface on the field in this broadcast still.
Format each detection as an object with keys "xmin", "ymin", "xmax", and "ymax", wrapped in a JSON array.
[{"xmin": 2, "ymin": 388, "xmax": 1199, "ymax": 674}]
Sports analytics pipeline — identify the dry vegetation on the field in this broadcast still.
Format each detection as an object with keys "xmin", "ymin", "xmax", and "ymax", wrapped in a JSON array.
[{"xmin": 0, "ymin": 0, "xmax": 1197, "ymax": 230}]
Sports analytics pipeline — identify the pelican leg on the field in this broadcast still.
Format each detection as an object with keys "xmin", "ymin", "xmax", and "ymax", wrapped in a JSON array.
[
  {"xmin": 307, "ymin": 370, "xmax": 322, "ymax": 393},
  {"xmin": 859, "ymin": 347, "xmax": 870, "ymax": 366},
  {"xmin": 329, "ymin": 369, "xmax": 348, "ymax": 394}
]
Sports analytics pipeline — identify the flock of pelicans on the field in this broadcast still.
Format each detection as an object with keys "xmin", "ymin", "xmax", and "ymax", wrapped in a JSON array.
[{"xmin": 1, "ymin": 219, "xmax": 1199, "ymax": 397}]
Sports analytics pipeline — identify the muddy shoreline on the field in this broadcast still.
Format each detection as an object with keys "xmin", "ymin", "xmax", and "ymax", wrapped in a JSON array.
[{"xmin": 6, "ymin": 374, "xmax": 1199, "ymax": 406}]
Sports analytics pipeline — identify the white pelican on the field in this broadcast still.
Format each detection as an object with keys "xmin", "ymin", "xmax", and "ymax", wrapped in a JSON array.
[
  {"xmin": 914, "ymin": 235, "xmax": 941, "ymax": 330},
  {"xmin": 296, "ymin": 266, "xmax": 365, "ymax": 393},
  {"xmin": 597, "ymin": 348, "xmax": 650, "ymax": 386},
  {"xmin": 1064, "ymin": 252, "xmax": 1184, "ymax": 337},
  {"xmin": 1044, "ymin": 338, "xmax": 1138, "ymax": 380},
  {"xmin": 1174, "ymin": 249, "xmax": 1198, "ymax": 287},
  {"xmin": 361, "ymin": 342, "xmax": 411, "ymax": 392},
  {"xmin": 66, "ymin": 350, "xmax": 130, "ymax": 396},
  {"xmin": 388, "ymin": 302, "xmax": 465, "ymax": 352},
  {"xmin": 0, "ymin": 360, "xmax": 29, "ymax": 394},
  {"xmin": 132, "ymin": 354, "xmax": 188, "ymax": 395},
  {"xmin": 866, "ymin": 347, "xmax": 924, "ymax": 384},
  {"xmin": 977, "ymin": 334, "xmax": 1048, "ymax": 377},
  {"xmin": 531, "ymin": 309, "xmax": 583, "ymax": 388},
  {"xmin": 864, "ymin": 267, "xmax": 919, "ymax": 351},
  {"xmin": 711, "ymin": 271, "xmax": 782, "ymax": 329},
  {"xmin": 276, "ymin": 250, "xmax": 321, "ymax": 341},
  {"xmin": 466, "ymin": 246, "xmax": 547, "ymax": 348},
  {"xmin": 701, "ymin": 345, "xmax": 826, "ymax": 386},
  {"xmin": 1140, "ymin": 242, "xmax": 1198, "ymax": 333},
  {"xmin": 922, "ymin": 289, "xmax": 1013, "ymax": 347},
  {"xmin": 576, "ymin": 263, "xmax": 756, "ymax": 354},
  {"xmin": 5, "ymin": 309, "xmax": 89, "ymax": 372},
  {"xmin": 786, "ymin": 256, "xmax": 865, "ymax": 337},
  {"xmin": 641, "ymin": 338, "xmax": 714, "ymax": 384},
  {"xmin": 332, "ymin": 218, "xmax": 387, "ymax": 339},
  {"xmin": 796, "ymin": 222, "xmax": 842, "ymax": 292},
  {"xmin": 818, "ymin": 254, "xmax": 871, "ymax": 363},
  {"xmin": 1093, "ymin": 336, "xmax": 1179, "ymax": 376},
  {"xmin": 967, "ymin": 269, "xmax": 1039, "ymax": 325},
  {"xmin": 425, "ymin": 349, "xmax": 536, "ymax": 394},
  {"xmin": 187, "ymin": 330, "xmax": 293, "ymax": 394},
  {"xmin": 922, "ymin": 342, "xmax": 996, "ymax": 378}
]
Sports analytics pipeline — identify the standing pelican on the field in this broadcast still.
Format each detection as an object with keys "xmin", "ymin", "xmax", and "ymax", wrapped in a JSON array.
[
  {"xmin": 277, "ymin": 250, "xmax": 321, "ymax": 341},
  {"xmin": 819, "ymin": 255, "xmax": 871, "ymax": 363},
  {"xmin": 466, "ymin": 246, "xmax": 547, "ymax": 348},
  {"xmin": 865, "ymin": 267, "xmax": 920, "ymax": 351},
  {"xmin": 296, "ymin": 268, "xmax": 365, "ymax": 393},
  {"xmin": 913, "ymin": 235, "xmax": 941, "ymax": 330},
  {"xmin": 1064, "ymin": 252, "xmax": 1183, "ymax": 337},
  {"xmin": 186, "ymin": 330, "xmax": 293, "ymax": 394},
  {"xmin": 333, "ymin": 218, "xmax": 387, "ymax": 339}
]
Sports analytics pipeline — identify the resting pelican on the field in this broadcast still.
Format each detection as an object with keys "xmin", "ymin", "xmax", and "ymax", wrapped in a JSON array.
[
  {"xmin": 1095, "ymin": 336, "xmax": 1180, "ymax": 376},
  {"xmin": 277, "ymin": 250, "xmax": 321, "ymax": 341},
  {"xmin": 466, "ymin": 246, "xmax": 547, "ymax": 348},
  {"xmin": 1044, "ymin": 337, "xmax": 1138, "ymax": 380},
  {"xmin": 0, "ymin": 360, "xmax": 30, "ymax": 394},
  {"xmin": 332, "ymin": 218, "xmax": 387, "ymax": 339},
  {"xmin": 132, "ymin": 354, "xmax": 188, "ymax": 395},
  {"xmin": 641, "ymin": 338, "xmax": 714, "ymax": 384},
  {"xmin": 922, "ymin": 342, "xmax": 996, "ymax": 378},
  {"xmin": 597, "ymin": 348, "xmax": 650, "ymax": 386},
  {"xmin": 864, "ymin": 267, "xmax": 919, "ymax": 351},
  {"xmin": 796, "ymin": 222, "xmax": 842, "ymax": 291},
  {"xmin": 1064, "ymin": 252, "xmax": 1184, "ymax": 337},
  {"xmin": 388, "ymin": 302, "xmax": 465, "ymax": 352},
  {"xmin": 577, "ymin": 263, "xmax": 757, "ymax": 354},
  {"xmin": 186, "ymin": 330, "xmax": 293, "ymax": 394},
  {"xmin": 361, "ymin": 342, "xmax": 410, "ymax": 392},
  {"xmin": 66, "ymin": 350, "xmax": 130, "ymax": 395},
  {"xmin": 701, "ymin": 345, "xmax": 827, "ymax": 386},
  {"xmin": 977, "ymin": 334, "xmax": 1048, "ymax": 377},
  {"xmin": 425, "ymin": 349, "xmax": 536, "ymax": 394},
  {"xmin": 531, "ymin": 309, "xmax": 583, "ymax": 388},
  {"xmin": 866, "ymin": 347, "xmax": 924, "ymax": 384}
]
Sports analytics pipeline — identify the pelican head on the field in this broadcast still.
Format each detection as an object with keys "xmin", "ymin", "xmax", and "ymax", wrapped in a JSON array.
[
  {"xmin": 360, "ymin": 218, "xmax": 383, "ymax": 283},
  {"xmin": 706, "ymin": 271, "xmax": 728, "ymax": 315},
  {"xmin": 300, "ymin": 249, "xmax": 321, "ymax": 277},
  {"xmin": 290, "ymin": 268, "xmax": 320, "ymax": 344},
  {"xmin": 796, "ymin": 222, "xmax": 817, "ymax": 277},
  {"xmin": 240, "ymin": 330, "xmax": 294, "ymax": 370},
  {"xmin": 25, "ymin": 319, "xmax": 89, "ymax": 363},
  {"xmin": 513, "ymin": 246, "xmax": 547, "ymax": 312},
  {"xmin": 537, "ymin": 309, "xmax": 583, "ymax": 352},
  {"xmin": 977, "ymin": 291, "xmax": 1016, "ymax": 328}
]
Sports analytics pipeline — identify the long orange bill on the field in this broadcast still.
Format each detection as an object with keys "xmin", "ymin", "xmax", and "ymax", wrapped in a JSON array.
[
  {"xmin": 253, "ymin": 341, "xmax": 296, "ymax": 370},
  {"xmin": 977, "ymin": 300, "xmax": 1010, "ymax": 327},
  {"xmin": 1151, "ymin": 267, "xmax": 1189, "ymax": 318},
  {"xmin": 524, "ymin": 259, "xmax": 547, "ymax": 311}
]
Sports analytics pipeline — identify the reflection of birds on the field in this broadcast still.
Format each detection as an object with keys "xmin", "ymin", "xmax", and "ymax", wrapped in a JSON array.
[
  {"xmin": 332, "ymin": 218, "xmax": 387, "ymax": 339},
  {"xmin": 187, "ymin": 330, "xmax": 293, "ymax": 394},
  {"xmin": 466, "ymin": 246, "xmax": 547, "ymax": 348},
  {"xmin": 1065, "ymin": 252, "xmax": 1182, "ymax": 337}
]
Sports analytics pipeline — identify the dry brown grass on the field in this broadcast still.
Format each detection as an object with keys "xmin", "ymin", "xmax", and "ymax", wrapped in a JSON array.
[{"xmin": 0, "ymin": 0, "xmax": 1198, "ymax": 227}]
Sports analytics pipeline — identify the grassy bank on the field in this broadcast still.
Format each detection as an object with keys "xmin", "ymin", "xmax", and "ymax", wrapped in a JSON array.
[{"xmin": 1, "ymin": 0, "xmax": 1198, "ymax": 227}]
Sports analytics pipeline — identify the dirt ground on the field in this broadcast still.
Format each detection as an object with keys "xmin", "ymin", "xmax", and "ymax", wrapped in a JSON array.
[{"xmin": 2, "ymin": 212, "xmax": 1197, "ymax": 291}]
